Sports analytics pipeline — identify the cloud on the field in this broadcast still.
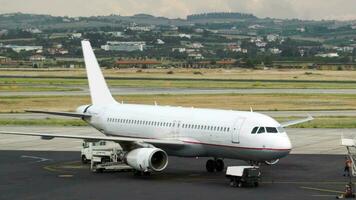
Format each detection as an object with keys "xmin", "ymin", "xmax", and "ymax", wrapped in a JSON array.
[{"xmin": 0, "ymin": 0, "xmax": 355, "ymax": 20}]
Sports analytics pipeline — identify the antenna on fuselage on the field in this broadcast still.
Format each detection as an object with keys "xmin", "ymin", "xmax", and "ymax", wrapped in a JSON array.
[{"xmin": 250, "ymin": 107, "xmax": 254, "ymax": 112}]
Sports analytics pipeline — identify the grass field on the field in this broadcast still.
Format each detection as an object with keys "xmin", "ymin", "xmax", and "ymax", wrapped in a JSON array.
[
  {"xmin": 0, "ymin": 118, "xmax": 85, "ymax": 126},
  {"xmin": 1, "ymin": 93, "xmax": 356, "ymax": 113},
  {"xmin": 2, "ymin": 68, "xmax": 356, "ymax": 90},
  {"xmin": 2, "ymin": 77, "xmax": 356, "ymax": 89},
  {"xmin": 2, "ymin": 68, "xmax": 356, "ymax": 81},
  {"xmin": 0, "ymin": 85, "xmax": 81, "ymax": 92}
]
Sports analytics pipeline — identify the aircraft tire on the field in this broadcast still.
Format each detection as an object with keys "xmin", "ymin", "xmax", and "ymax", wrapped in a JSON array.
[
  {"xmin": 206, "ymin": 159, "xmax": 216, "ymax": 172},
  {"xmin": 216, "ymin": 159, "xmax": 224, "ymax": 172}
]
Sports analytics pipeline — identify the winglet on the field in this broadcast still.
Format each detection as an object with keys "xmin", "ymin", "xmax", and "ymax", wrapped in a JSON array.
[{"xmin": 81, "ymin": 40, "xmax": 116, "ymax": 105}]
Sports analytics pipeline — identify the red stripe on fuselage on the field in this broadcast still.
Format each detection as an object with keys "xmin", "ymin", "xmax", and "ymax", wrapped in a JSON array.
[
  {"xmin": 106, "ymin": 133, "xmax": 291, "ymax": 152},
  {"xmin": 182, "ymin": 140, "xmax": 291, "ymax": 151}
]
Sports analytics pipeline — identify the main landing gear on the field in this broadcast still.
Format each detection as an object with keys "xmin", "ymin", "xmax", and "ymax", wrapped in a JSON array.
[{"xmin": 206, "ymin": 158, "xmax": 224, "ymax": 172}]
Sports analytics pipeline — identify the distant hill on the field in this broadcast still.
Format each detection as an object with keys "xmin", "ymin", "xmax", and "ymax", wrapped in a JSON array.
[
  {"xmin": 187, "ymin": 12, "xmax": 257, "ymax": 21},
  {"xmin": 0, "ymin": 13, "xmax": 188, "ymax": 30}
]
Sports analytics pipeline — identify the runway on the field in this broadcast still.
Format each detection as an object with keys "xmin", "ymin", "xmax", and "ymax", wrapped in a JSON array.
[
  {"xmin": 0, "ymin": 126, "xmax": 349, "ymax": 154},
  {"xmin": 2, "ymin": 87, "xmax": 356, "ymax": 96},
  {"xmin": 0, "ymin": 151, "xmax": 350, "ymax": 200}
]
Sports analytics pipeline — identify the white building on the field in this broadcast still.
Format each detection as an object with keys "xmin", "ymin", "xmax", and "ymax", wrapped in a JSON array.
[
  {"xmin": 335, "ymin": 46, "xmax": 354, "ymax": 53},
  {"xmin": 30, "ymin": 55, "xmax": 46, "ymax": 61},
  {"xmin": 157, "ymin": 39, "xmax": 165, "ymax": 45},
  {"xmin": 4, "ymin": 45, "xmax": 43, "ymax": 53},
  {"xmin": 71, "ymin": 33, "xmax": 82, "ymax": 39},
  {"xmin": 188, "ymin": 52, "xmax": 204, "ymax": 59},
  {"xmin": 267, "ymin": 34, "xmax": 280, "ymax": 42},
  {"xmin": 190, "ymin": 43, "xmax": 204, "ymax": 49},
  {"xmin": 179, "ymin": 34, "xmax": 191, "ymax": 39},
  {"xmin": 26, "ymin": 28, "xmax": 42, "ymax": 34},
  {"xmin": 194, "ymin": 28, "xmax": 204, "ymax": 33},
  {"xmin": 108, "ymin": 32, "xmax": 124, "ymax": 37},
  {"xmin": 269, "ymin": 48, "xmax": 282, "ymax": 54},
  {"xmin": 0, "ymin": 29, "xmax": 8, "ymax": 36},
  {"xmin": 127, "ymin": 26, "xmax": 153, "ymax": 32},
  {"xmin": 248, "ymin": 24, "xmax": 265, "ymax": 29},
  {"xmin": 101, "ymin": 41, "xmax": 146, "ymax": 52},
  {"xmin": 297, "ymin": 27, "xmax": 306, "ymax": 32},
  {"xmin": 172, "ymin": 48, "xmax": 186, "ymax": 53},
  {"xmin": 256, "ymin": 42, "xmax": 267, "ymax": 48},
  {"xmin": 316, "ymin": 53, "xmax": 339, "ymax": 58}
]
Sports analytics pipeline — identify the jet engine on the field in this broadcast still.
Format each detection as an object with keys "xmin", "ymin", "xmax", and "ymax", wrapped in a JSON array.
[{"xmin": 125, "ymin": 148, "xmax": 168, "ymax": 172}]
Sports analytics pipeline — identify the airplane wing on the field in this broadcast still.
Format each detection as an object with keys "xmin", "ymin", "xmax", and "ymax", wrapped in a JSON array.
[
  {"xmin": 0, "ymin": 131, "xmax": 184, "ymax": 146},
  {"xmin": 280, "ymin": 115, "xmax": 314, "ymax": 127},
  {"xmin": 25, "ymin": 110, "xmax": 91, "ymax": 118}
]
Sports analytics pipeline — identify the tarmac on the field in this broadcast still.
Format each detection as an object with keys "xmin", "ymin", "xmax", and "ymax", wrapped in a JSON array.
[
  {"xmin": 0, "ymin": 117, "xmax": 355, "ymax": 199},
  {"xmin": 0, "ymin": 151, "xmax": 352, "ymax": 200}
]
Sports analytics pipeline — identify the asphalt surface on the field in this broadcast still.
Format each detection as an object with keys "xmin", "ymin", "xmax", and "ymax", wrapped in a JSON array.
[
  {"xmin": 0, "ymin": 151, "xmax": 351, "ymax": 200},
  {"xmin": 3, "ymin": 87, "xmax": 356, "ymax": 96}
]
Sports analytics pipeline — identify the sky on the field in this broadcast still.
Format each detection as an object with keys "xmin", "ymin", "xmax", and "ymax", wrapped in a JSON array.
[{"xmin": 0, "ymin": 0, "xmax": 356, "ymax": 21}]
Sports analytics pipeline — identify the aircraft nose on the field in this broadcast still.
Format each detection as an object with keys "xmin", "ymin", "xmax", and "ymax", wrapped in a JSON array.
[
  {"xmin": 272, "ymin": 137, "xmax": 292, "ymax": 159},
  {"xmin": 281, "ymin": 136, "xmax": 292, "ymax": 150}
]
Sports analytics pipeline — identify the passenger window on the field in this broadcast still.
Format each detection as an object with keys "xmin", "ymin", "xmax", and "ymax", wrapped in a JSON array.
[
  {"xmin": 257, "ymin": 127, "xmax": 265, "ymax": 134},
  {"xmin": 266, "ymin": 127, "xmax": 278, "ymax": 133},
  {"xmin": 251, "ymin": 127, "xmax": 259, "ymax": 134}
]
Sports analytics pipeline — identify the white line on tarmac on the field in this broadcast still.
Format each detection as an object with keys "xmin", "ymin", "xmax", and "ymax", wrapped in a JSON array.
[{"xmin": 21, "ymin": 155, "xmax": 52, "ymax": 162}]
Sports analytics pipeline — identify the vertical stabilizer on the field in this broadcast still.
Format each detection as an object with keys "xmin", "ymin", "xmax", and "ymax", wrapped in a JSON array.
[{"xmin": 81, "ymin": 40, "xmax": 116, "ymax": 105}]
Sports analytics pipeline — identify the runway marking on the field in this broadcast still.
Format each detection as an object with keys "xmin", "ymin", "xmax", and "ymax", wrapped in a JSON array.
[
  {"xmin": 43, "ymin": 161, "xmax": 84, "ymax": 174},
  {"xmin": 264, "ymin": 181, "xmax": 349, "ymax": 185},
  {"xmin": 21, "ymin": 155, "xmax": 51, "ymax": 163},
  {"xmin": 312, "ymin": 194, "xmax": 338, "ymax": 197},
  {"xmin": 58, "ymin": 174, "xmax": 73, "ymax": 178},
  {"xmin": 43, "ymin": 165, "xmax": 69, "ymax": 173},
  {"xmin": 300, "ymin": 186, "xmax": 344, "ymax": 194}
]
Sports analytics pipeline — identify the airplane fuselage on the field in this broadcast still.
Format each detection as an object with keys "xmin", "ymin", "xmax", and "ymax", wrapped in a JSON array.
[{"xmin": 80, "ymin": 103, "xmax": 292, "ymax": 162}]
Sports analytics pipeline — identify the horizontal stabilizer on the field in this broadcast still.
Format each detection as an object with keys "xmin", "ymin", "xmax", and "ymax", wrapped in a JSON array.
[{"xmin": 25, "ymin": 110, "xmax": 91, "ymax": 118}]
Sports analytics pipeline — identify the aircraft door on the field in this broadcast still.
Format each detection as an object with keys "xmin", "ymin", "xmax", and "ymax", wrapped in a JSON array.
[
  {"xmin": 172, "ymin": 120, "xmax": 181, "ymax": 138},
  {"xmin": 231, "ymin": 118, "xmax": 245, "ymax": 143}
]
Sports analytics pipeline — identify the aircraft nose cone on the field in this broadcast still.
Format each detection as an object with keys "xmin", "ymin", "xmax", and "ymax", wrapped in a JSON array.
[{"xmin": 282, "ymin": 136, "xmax": 292, "ymax": 150}]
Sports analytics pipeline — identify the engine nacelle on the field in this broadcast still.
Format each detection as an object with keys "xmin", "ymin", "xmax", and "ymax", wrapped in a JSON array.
[{"xmin": 125, "ymin": 148, "xmax": 168, "ymax": 172}]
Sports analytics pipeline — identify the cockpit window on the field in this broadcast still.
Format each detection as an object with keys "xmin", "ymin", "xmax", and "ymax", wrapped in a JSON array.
[
  {"xmin": 266, "ymin": 127, "xmax": 278, "ymax": 133},
  {"xmin": 257, "ymin": 127, "xmax": 265, "ymax": 134},
  {"xmin": 251, "ymin": 127, "xmax": 259, "ymax": 134},
  {"xmin": 277, "ymin": 126, "xmax": 285, "ymax": 133}
]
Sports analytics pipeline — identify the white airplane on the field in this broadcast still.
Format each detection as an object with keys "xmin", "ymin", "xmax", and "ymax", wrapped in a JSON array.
[{"xmin": 0, "ymin": 40, "xmax": 313, "ymax": 174}]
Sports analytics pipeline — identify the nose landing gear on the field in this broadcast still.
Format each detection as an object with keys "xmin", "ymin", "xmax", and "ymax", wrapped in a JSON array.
[{"xmin": 206, "ymin": 158, "xmax": 224, "ymax": 172}]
